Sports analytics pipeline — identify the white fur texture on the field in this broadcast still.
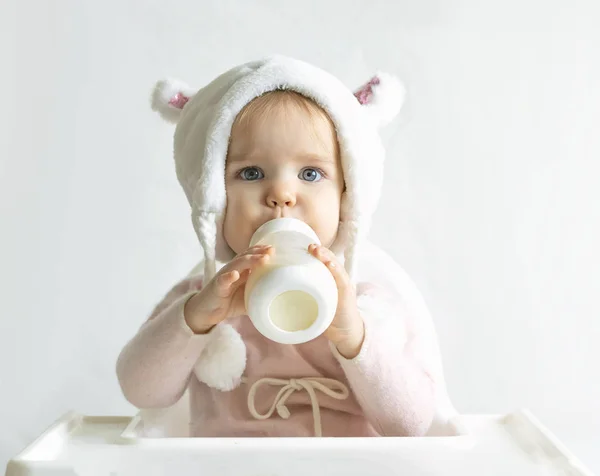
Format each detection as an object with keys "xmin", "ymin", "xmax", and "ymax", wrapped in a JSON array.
[
  {"xmin": 194, "ymin": 323, "xmax": 247, "ymax": 391},
  {"xmin": 151, "ymin": 78, "xmax": 196, "ymax": 124}
]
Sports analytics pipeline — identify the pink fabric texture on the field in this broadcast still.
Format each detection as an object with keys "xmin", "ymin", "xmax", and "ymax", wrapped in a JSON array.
[
  {"xmin": 116, "ymin": 275, "xmax": 437, "ymax": 437},
  {"xmin": 168, "ymin": 92, "xmax": 189, "ymax": 109},
  {"xmin": 353, "ymin": 76, "xmax": 381, "ymax": 105}
]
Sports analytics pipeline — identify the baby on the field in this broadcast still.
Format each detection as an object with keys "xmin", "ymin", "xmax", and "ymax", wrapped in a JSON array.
[{"xmin": 117, "ymin": 56, "xmax": 456, "ymax": 438}]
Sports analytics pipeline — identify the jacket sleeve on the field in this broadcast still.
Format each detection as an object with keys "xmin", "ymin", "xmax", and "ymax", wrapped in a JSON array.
[
  {"xmin": 331, "ymin": 281, "xmax": 438, "ymax": 436},
  {"xmin": 116, "ymin": 275, "xmax": 212, "ymax": 409}
]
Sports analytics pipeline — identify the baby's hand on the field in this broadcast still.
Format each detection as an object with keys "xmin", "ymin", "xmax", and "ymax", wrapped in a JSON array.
[
  {"xmin": 184, "ymin": 245, "xmax": 274, "ymax": 334},
  {"xmin": 308, "ymin": 244, "xmax": 365, "ymax": 359}
]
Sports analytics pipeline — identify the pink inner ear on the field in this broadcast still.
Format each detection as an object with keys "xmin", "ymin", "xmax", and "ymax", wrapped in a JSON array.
[
  {"xmin": 169, "ymin": 92, "xmax": 189, "ymax": 109},
  {"xmin": 354, "ymin": 76, "xmax": 381, "ymax": 105}
]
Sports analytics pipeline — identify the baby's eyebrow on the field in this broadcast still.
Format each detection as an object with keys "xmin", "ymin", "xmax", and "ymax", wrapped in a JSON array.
[
  {"xmin": 227, "ymin": 152, "xmax": 335, "ymax": 165},
  {"xmin": 226, "ymin": 153, "xmax": 254, "ymax": 164},
  {"xmin": 294, "ymin": 153, "xmax": 335, "ymax": 164}
]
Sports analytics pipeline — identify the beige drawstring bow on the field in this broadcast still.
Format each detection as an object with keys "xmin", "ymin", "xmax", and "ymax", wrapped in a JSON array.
[{"xmin": 247, "ymin": 377, "xmax": 350, "ymax": 437}]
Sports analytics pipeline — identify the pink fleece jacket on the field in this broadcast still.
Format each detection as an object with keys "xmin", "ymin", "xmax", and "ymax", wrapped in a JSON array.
[{"xmin": 116, "ymin": 274, "xmax": 437, "ymax": 438}]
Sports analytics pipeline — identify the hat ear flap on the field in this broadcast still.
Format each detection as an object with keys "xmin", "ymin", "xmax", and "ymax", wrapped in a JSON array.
[
  {"xmin": 354, "ymin": 72, "xmax": 406, "ymax": 127},
  {"xmin": 151, "ymin": 78, "xmax": 196, "ymax": 124}
]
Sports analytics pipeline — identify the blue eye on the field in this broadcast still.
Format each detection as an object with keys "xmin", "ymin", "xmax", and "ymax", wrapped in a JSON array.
[
  {"xmin": 300, "ymin": 168, "xmax": 323, "ymax": 182},
  {"xmin": 239, "ymin": 167, "xmax": 264, "ymax": 181}
]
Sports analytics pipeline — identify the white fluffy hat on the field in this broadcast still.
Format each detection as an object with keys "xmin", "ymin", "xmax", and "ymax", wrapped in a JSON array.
[{"xmin": 151, "ymin": 56, "xmax": 405, "ymax": 390}]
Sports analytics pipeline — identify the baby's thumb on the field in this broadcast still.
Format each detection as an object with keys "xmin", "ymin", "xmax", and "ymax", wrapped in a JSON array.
[
  {"xmin": 229, "ymin": 282, "xmax": 249, "ymax": 318},
  {"xmin": 214, "ymin": 271, "xmax": 239, "ymax": 298}
]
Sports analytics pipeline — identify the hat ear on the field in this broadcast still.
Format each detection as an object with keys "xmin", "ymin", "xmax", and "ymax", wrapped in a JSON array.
[
  {"xmin": 354, "ymin": 72, "xmax": 406, "ymax": 127},
  {"xmin": 151, "ymin": 78, "xmax": 196, "ymax": 124}
]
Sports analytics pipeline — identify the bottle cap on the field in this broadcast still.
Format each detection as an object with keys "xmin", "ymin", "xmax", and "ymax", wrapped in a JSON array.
[{"xmin": 249, "ymin": 218, "xmax": 321, "ymax": 247}]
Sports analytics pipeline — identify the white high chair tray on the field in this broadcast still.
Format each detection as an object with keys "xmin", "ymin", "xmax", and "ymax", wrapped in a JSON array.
[{"xmin": 5, "ymin": 409, "xmax": 594, "ymax": 476}]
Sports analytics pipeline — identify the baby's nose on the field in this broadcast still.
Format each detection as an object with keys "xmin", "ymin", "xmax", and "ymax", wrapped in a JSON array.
[
  {"xmin": 266, "ymin": 185, "xmax": 296, "ymax": 208},
  {"xmin": 268, "ymin": 196, "xmax": 295, "ymax": 207}
]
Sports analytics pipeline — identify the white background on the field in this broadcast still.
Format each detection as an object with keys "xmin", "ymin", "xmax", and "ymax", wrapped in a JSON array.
[{"xmin": 1, "ymin": 0, "xmax": 598, "ymax": 472}]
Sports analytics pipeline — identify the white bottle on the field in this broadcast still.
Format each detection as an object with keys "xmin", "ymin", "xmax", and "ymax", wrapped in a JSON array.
[{"xmin": 244, "ymin": 218, "xmax": 338, "ymax": 344}]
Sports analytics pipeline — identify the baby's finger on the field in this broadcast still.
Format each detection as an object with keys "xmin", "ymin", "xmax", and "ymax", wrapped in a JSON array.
[
  {"xmin": 308, "ymin": 244, "xmax": 337, "ymax": 265},
  {"xmin": 241, "ymin": 244, "xmax": 273, "ymax": 256},
  {"xmin": 233, "ymin": 268, "xmax": 251, "ymax": 286},
  {"xmin": 226, "ymin": 268, "xmax": 251, "ymax": 295},
  {"xmin": 308, "ymin": 244, "xmax": 350, "ymax": 290},
  {"xmin": 228, "ymin": 250, "xmax": 273, "ymax": 274},
  {"xmin": 214, "ymin": 270, "xmax": 241, "ymax": 296}
]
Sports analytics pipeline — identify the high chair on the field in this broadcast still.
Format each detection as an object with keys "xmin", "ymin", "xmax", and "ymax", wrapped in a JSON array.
[{"xmin": 5, "ymin": 397, "xmax": 593, "ymax": 475}]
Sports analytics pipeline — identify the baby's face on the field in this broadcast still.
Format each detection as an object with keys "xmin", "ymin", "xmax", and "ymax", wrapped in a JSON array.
[{"xmin": 223, "ymin": 97, "xmax": 344, "ymax": 255}]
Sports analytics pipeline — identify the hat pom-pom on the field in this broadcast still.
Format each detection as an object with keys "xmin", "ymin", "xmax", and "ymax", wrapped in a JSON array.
[{"xmin": 194, "ymin": 323, "xmax": 247, "ymax": 392}]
